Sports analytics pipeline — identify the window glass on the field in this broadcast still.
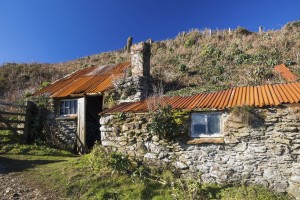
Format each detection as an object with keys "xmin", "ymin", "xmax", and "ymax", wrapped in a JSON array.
[
  {"xmin": 59, "ymin": 99, "xmax": 78, "ymax": 115},
  {"xmin": 207, "ymin": 114, "xmax": 220, "ymax": 134},
  {"xmin": 191, "ymin": 112, "xmax": 221, "ymax": 137}
]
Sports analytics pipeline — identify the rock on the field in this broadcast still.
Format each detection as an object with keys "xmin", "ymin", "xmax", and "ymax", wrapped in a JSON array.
[
  {"xmin": 144, "ymin": 153, "xmax": 157, "ymax": 159},
  {"xmin": 152, "ymin": 135, "xmax": 159, "ymax": 142},
  {"xmin": 274, "ymin": 138, "xmax": 290, "ymax": 145},
  {"xmin": 263, "ymin": 168, "xmax": 281, "ymax": 179},
  {"xmin": 287, "ymin": 183, "xmax": 300, "ymax": 199},
  {"xmin": 290, "ymin": 176, "xmax": 300, "ymax": 184},
  {"xmin": 173, "ymin": 162, "xmax": 188, "ymax": 170},
  {"xmin": 234, "ymin": 142, "xmax": 248, "ymax": 152},
  {"xmin": 293, "ymin": 140, "xmax": 300, "ymax": 144},
  {"xmin": 254, "ymin": 146, "xmax": 267, "ymax": 153},
  {"xmin": 293, "ymin": 150, "xmax": 300, "ymax": 155},
  {"xmin": 273, "ymin": 181, "xmax": 288, "ymax": 193}
]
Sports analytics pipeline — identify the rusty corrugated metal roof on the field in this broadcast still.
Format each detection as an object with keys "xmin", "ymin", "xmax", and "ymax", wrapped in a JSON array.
[
  {"xmin": 34, "ymin": 62, "xmax": 130, "ymax": 98},
  {"xmin": 274, "ymin": 64, "xmax": 298, "ymax": 82},
  {"xmin": 102, "ymin": 82, "xmax": 300, "ymax": 113}
]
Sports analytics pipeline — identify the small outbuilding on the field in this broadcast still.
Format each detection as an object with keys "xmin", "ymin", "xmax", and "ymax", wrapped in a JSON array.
[
  {"xmin": 100, "ymin": 82, "xmax": 300, "ymax": 198},
  {"xmin": 34, "ymin": 42, "xmax": 152, "ymax": 153}
]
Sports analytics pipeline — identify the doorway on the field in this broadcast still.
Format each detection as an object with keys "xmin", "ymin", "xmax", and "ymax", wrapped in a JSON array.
[{"xmin": 85, "ymin": 96, "xmax": 103, "ymax": 149}]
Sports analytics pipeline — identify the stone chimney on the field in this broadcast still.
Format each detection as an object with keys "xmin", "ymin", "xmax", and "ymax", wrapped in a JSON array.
[
  {"xmin": 122, "ymin": 42, "xmax": 151, "ymax": 101},
  {"xmin": 130, "ymin": 42, "xmax": 151, "ymax": 77}
]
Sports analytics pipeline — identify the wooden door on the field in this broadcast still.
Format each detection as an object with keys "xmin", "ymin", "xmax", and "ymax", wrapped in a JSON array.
[{"xmin": 77, "ymin": 97, "xmax": 86, "ymax": 153}]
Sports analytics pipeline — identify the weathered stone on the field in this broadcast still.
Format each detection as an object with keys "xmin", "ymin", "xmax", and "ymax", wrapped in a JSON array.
[
  {"xmin": 290, "ymin": 176, "xmax": 300, "ymax": 184},
  {"xmin": 173, "ymin": 162, "xmax": 188, "ymax": 170},
  {"xmin": 293, "ymin": 150, "xmax": 300, "ymax": 155},
  {"xmin": 274, "ymin": 138, "xmax": 290, "ymax": 145},
  {"xmin": 234, "ymin": 142, "xmax": 247, "ymax": 152},
  {"xmin": 254, "ymin": 146, "xmax": 267, "ymax": 153},
  {"xmin": 273, "ymin": 181, "xmax": 289, "ymax": 193},
  {"xmin": 144, "ymin": 153, "xmax": 157, "ymax": 159},
  {"xmin": 293, "ymin": 140, "xmax": 300, "ymax": 144},
  {"xmin": 287, "ymin": 183, "xmax": 300, "ymax": 199},
  {"xmin": 276, "ymin": 127, "xmax": 298, "ymax": 132},
  {"xmin": 263, "ymin": 168, "xmax": 281, "ymax": 179},
  {"xmin": 152, "ymin": 135, "xmax": 159, "ymax": 142}
]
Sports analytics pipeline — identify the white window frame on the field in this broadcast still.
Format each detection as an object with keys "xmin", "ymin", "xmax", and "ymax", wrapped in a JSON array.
[
  {"xmin": 190, "ymin": 112, "xmax": 222, "ymax": 138},
  {"xmin": 59, "ymin": 99, "xmax": 78, "ymax": 116}
]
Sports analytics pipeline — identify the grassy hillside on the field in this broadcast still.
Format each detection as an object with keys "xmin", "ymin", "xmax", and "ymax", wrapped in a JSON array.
[{"xmin": 1, "ymin": 21, "xmax": 300, "ymax": 102}]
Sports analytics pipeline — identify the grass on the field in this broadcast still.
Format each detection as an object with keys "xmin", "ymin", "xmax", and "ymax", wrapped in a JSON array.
[{"xmin": 0, "ymin": 131, "xmax": 293, "ymax": 199}]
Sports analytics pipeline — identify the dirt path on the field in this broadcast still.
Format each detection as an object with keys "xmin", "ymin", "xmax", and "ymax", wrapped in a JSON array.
[{"xmin": 0, "ymin": 164, "xmax": 62, "ymax": 200}]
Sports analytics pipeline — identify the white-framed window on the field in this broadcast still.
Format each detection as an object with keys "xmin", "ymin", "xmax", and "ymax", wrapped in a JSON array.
[
  {"xmin": 59, "ymin": 99, "xmax": 78, "ymax": 116},
  {"xmin": 191, "ymin": 112, "xmax": 222, "ymax": 137}
]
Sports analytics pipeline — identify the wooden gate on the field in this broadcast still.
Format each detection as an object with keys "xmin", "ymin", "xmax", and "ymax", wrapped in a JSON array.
[{"xmin": 0, "ymin": 101, "xmax": 35, "ymax": 143}]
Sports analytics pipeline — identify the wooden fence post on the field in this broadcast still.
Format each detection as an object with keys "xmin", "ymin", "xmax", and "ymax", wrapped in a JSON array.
[{"xmin": 23, "ymin": 101, "xmax": 35, "ymax": 144}]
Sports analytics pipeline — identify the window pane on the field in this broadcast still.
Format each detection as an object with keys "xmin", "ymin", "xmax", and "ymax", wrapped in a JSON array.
[
  {"xmin": 194, "ymin": 124, "xmax": 206, "ymax": 133},
  {"xmin": 65, "ymin": 101, "xmax": 69, "ymax": 108},
  {"xmin": 74, "ymin": 100, "xmax": 78, "ymax": 114},
  {"xmin": 192, "ymin": 114, "xmax": 207, "ymax": 135},
  {"xmin": 207, "ymin": 114, "xmax": 220, "ymax": 134},
  {"xmin": 70, "ymin": 101, "xmax": 74, "ymax": 114},
  {"xmin": 191, "ymin": 112, "xmax": 221, "ymax": 137}
]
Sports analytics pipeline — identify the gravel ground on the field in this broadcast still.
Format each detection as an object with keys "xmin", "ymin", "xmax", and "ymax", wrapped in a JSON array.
[{"xmin": 0, "ymin": 164, "xmax": 62, "ymax": 200}]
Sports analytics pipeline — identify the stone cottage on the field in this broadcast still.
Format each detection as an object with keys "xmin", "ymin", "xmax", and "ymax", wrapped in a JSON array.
[
  {"xmin": 100, "ymin": 82, "xmax": 300, "ymax": 198},
  {"xmin": 34, "ymin": 42, "xmax": 152, "ymax": 153}
]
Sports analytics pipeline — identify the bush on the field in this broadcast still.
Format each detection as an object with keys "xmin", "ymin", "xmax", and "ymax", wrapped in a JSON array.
[
  {"xmin": 148, "ymin": 105, "xmax": 190, "ymax": 139},
  {"xmin": 109, "ymin": 152, "xmax": 132, "ymax": 174},
  {"xmin": 179, "ymin": 64, "xmax": 188, "ymax": 72}
]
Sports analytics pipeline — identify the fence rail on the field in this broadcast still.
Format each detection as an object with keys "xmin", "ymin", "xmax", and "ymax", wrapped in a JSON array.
[
  {"xmin": 0, "ymin": 101, "xmax": 35, "ymax": 143},
  {"xmin": 0, "ymin": 111, "xmax": 26, "ymax": 116}
]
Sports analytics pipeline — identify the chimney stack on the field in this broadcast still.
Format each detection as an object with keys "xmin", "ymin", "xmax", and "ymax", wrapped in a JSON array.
[{"xmin": 130, "ymin": 42, "xmax": 151, "ymax": 77}]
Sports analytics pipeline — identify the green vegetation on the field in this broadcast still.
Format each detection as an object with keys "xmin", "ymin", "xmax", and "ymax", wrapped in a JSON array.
[{"xmin": 147, "ymin": 105, "xmax": 190, "ymax": 139}]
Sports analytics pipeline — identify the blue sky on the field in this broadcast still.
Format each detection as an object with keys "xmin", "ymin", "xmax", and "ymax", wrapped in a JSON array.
[{"xmin": 0, "ymin": 0, "xmax": 299, "ymax": 64}]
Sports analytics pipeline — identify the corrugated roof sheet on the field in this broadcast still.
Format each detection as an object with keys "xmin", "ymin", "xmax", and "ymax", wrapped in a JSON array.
[
  {"xmin": 102, "ymin": 82, "xmax": 300, "ymax": 113},
  {"xmin": 34, "ymin": 62, "xmax": 130, "ymax": 98},
  {"xmin": 274, "ymin": 64, "xmax": 298, "ymax": 82}
]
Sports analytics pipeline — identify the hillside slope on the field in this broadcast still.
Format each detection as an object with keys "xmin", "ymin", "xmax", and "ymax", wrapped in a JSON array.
[{"xmin": 1, "ymin": 21, "xmax": 300, "ymax": 102}]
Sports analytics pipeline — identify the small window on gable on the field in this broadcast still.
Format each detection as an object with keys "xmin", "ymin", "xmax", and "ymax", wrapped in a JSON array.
[
  {"xmin": 191, "ymin": 112, "xmax": 222, "ymax": 137},
  {"xmin": 59, "ymin": 99, "xmax": 78, "ymax": 116}
]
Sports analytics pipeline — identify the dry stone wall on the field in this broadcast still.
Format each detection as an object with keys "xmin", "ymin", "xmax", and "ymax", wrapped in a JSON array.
[{"xmin": 100, "ymin": 105, "xmax": 300, "ymax": 198}]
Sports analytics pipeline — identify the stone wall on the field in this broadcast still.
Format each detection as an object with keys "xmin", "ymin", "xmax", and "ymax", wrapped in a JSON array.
[
  {"xmin": 100, "ymin": 105, "xmax": 300, "ymax": 198},
  {"xmin": 42, "ymin": 98, "xmax": 78, "ymax": 149},
  {"xmin": 54, "ymin": 117, "xmax": 77, "ymax": 146}
]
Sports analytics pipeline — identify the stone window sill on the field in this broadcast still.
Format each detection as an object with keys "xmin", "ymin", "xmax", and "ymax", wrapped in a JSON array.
[{"xmin": 187, "ymin": 137, "xmax": 224, "ymax": 144}]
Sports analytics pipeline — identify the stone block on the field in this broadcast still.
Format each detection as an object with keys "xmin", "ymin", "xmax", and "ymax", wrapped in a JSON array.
[
  {"xmin": 293, "ymin": 150, "xmax": 300, "ymax": 155},
  {"xmin": 263, "ymin": 168, "xmax": 281, "ymax": 180},
  {"xmin": 144, "ymin": 153, "xmax": 157, "ymax": 159},
  {"xmin": 287, "ymin": 183, "xmax": 300, "ymax": 199},
  {"xmin": 274, "ymin": 138, "xmax": 290, "ymax": 145},
  {"xmin": 234, "ymin": 142, "xmax": 248, "ymax": 152},
  {"xmin": 173, "ymin": 161, "xmax": 188, "ymax": 170}
]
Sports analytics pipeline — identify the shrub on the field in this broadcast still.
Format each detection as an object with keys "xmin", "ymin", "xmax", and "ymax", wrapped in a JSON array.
[
  {"xmin": 235, "ymin": 27, "xmax": 252, "ymax": 35},
  {"xmin": 147, "ymin": 105, "xmax": 190, "ymax": 139},
  {"xmin": 179, "ymin": 64, "xmax": 188, "ymax": 72},
  {"xmin": 108, "ymin": 152, "xmax": 132, "ymax": 174}
]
